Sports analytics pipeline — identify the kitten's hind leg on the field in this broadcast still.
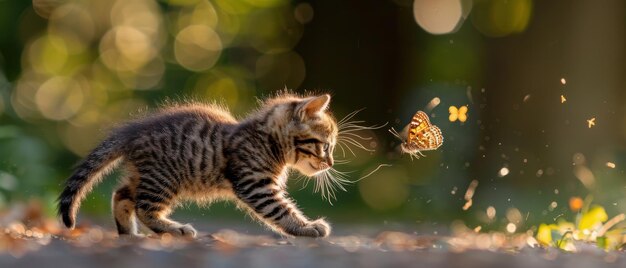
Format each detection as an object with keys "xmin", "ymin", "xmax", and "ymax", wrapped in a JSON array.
[
  {"xmin": 134, "ymin": 178, "xmax": 197, "ymax": 238},
  {"xmin": 112, "ymin": 184, "xmax": 138, "ymax": 236}
]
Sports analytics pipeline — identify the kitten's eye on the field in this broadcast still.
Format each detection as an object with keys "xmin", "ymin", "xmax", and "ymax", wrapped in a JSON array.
[{"xmin": 323, "ymin": 143, "xmax": 329, "ymax": 152}]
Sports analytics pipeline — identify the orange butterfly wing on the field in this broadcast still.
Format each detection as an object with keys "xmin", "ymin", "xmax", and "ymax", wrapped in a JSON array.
[
  {"xmin": 415, "ymin": 125, "xmax": 443, "ymax": 151},
  {"xmin": 407, "ymin": 111, "xmax": 431, "ymax": 142},
  {"xmin": 406, "ymin": 111, "xmax": 443, "ymax": 151}
]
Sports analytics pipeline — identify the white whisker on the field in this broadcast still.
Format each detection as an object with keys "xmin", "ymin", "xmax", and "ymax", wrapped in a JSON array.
[
  {"xmin": 339, "ymin": 121, "xmax": 387, "ymax": 131},
  {"xmin": 326, "ymin": 172, "xmax": 348, "ymax": 192},
  {"xmin": 336, "ymin": 142, "xmax": 347, "ymax": 158},
  {"xmin": 338, "ymin": 136, "xmax": 374, "ymax": 152},
  {"xmin": 329, "ymin": 168, "xmax": 355, "ymax": 177},
  {"xmin": 298, "ymin": 176, "xmax": 310, "ymax": 190},
  {"xmin": 337, "ymin": 108, "xmax": 366, "ymax": 125},
  {"xmin": 334, "ymin": 159, "xmax": 351, "ymax": 164},
  {"xmin": 340, "ymin": 132, "xmax": 372, "ymax": 141},
  {"xmin": 328, "ymin": 171, "xmax": 351, "ymax": 183},
  {"xmin": 337, "ymin": 140, "xmax": 357, "ymax": 156},
  {"xmin": 352, "ymin": 164, "xmax": 392, "ymax": 183},
  {"xmin": 338, "ymin": 122, "xmax": 388, "ymax": 132}
]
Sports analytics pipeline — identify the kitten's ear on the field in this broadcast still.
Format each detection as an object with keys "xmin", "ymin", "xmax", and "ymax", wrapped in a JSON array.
[{"xmin": 299, "ymin": 94, "xmax": 331, "ymax": 118}]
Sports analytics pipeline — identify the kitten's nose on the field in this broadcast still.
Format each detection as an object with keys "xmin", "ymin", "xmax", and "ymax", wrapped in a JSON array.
[{"xmin": 326, "ymin": 157, "xmax": 333, "ymax": 167}]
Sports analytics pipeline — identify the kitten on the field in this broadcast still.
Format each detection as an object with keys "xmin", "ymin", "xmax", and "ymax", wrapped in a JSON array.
[{"xmin": 58, "ymin": 94, "xmax": 339, "ymax": 238}]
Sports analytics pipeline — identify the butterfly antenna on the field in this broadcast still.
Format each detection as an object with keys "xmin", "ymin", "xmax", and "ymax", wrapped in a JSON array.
[{"xmin": 388, "ymin": 127, "xmax": 402, "ymax": 140}]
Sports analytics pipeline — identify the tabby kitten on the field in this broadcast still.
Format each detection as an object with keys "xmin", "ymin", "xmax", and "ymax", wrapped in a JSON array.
[{"xmin": 58, "ymin": 94, "xmax": 339, "ymax": 238}]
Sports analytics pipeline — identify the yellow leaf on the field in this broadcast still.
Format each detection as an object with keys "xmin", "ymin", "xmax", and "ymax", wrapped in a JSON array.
[
  {"xmin": 537, "ymin": 223, "xmax": 555, "ymax": 245},
  {"xmin": 578, "ymin": 206, "xmax": 608, "ymax": 231},
  {"xmin": 556, "ymin": 221, "xmax": 576, "ymax": 233}
]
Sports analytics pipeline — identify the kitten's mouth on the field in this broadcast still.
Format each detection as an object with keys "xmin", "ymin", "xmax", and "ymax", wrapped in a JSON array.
[
  {"xmin": 309, "ymin": 163, "xmax": 328, "ymax": 172},
  {"xmin": 309, "ymin": 163, "xmax": 321, "ymax": 170}
]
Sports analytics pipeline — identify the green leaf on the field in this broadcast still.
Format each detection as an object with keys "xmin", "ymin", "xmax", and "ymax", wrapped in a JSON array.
[{"xmin": 597, "ymin": 236, "xmax": 607, "ymax": 249}]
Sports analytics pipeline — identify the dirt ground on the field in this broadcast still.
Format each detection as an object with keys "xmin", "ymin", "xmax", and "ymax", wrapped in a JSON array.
[
  {"xmin": 1, "ymin": 226, "xmax": 625, "ymax": 268},
  {"xmin": 0, "ymin": 202, "xmax": 624, "ymax": 267}
]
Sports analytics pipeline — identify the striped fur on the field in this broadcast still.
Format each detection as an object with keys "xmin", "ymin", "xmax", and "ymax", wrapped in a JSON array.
[{"xmin": 58, "ymin": 94, "xmax": 338, "ymax": 238}]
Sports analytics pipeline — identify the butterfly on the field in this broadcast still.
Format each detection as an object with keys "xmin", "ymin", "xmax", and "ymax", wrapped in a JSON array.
[
  {"xmin": 449, "ymin": 105, "xmax": 468, "ymax": 122},
  {"xmin": 389, "ymin": 110, "xmax": 443, "ymax": 158}
]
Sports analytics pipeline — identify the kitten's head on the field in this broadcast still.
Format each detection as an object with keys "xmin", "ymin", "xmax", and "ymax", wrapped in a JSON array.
[{"xmin": 286, "ymin": 94, "xmax": 338, "ymax": 176}]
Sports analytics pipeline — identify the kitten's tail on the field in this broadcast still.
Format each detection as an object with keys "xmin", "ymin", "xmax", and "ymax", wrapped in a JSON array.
[{"xmin": 58, "ymin": 137, "xmax": 125, "ymax": 229}]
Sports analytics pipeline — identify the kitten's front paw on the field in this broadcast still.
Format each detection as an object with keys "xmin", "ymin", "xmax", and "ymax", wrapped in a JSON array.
[
  {"xmin": 293, "ymin": 218, "xmax": 331, "ymax": 238},
  {"xmin": 170, "ymin": 224, "xmax": 197, "ymax": 238},
  {"xmin": 310, "ymin": 218, "xmax": 331, "ymax": 237}
]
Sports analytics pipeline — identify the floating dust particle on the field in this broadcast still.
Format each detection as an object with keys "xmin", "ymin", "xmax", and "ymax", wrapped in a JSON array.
[
  {"xmin": 486, "ymin": 206, "xmax": 496, "ymax": 220},
  {"xmin": 523, "ymin": 94, "xmax": 531, "ymax": 102},
  {"xmin": 606, "ymin": 162, "xmax": 616, "ymax": 168},
  {"xmin": 560, "ymin": 95, "xmax": 566, "ymax": 103},
  {"xmin": 549, "ymin": 201, "xmax": 558, "ymax": 211},
  {"xmin": 466, "ymin": 87, "xmax": 474, "ymax": 104},
  {"xmin": 587, "ymin": 117, "xmax": 595, "ymax": 128},
  {"xmin": 561, "ymin": 78, "xmax": 566, "ymax": 85},
  {"xmin": 573, "ymin": 152, "xmax": 586, "ymax": 165},
  {"xmin": 425, "ymin": 97, "xmax": 441, "ymax": 112},
  {"xmin": 498, "ymin": 167, "xmax": 509, "ymax": 177},
  {"xmin": 473, "ymin": 226, "xmax": 482, "ymax": 232},
  {"xmin": 506, "ymin": 223, "xmax": 517, "ymax": 233},
  {"xmin": 451, "ymin": 186, "xmax": 458, "ymax": 195},
  {"xmin": 462, "ymin": 180, "xmax": 479, "ymax": 211},
  {"xmin": 462, "ymin": 199, "xmax": 473, "ymax": 211}
]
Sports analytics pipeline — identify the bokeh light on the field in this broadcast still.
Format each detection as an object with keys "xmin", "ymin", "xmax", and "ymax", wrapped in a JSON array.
[
  {"xmin": 48, "ymin": 3, "xmax": 95, "ymax": 53},
  {"xmin": 294, "ymin": 3, "xmax": 314, "ymax": 24},
  {"xmin": 359, "ymin": 169, "xmax": 409, "ymax": 211},
  {"xmin": 175, "ymin": 25, "xmax": 223, "ymax": 71},
  {"xmin": 191, "ymin": 67, "xmax": 252, "ymax": 112},
  {"xmin": 26, "ymin": 34, "xmax": 69, "ymax": 75},
  {"xmin": 471, "ymin": 0, "xmax": 532, "ymax": 37},
  {"xmin": 172, "ymin": 0, "xmax": 218, "ymax": 33},
  {"xmin": 35, "ymin": 76, "xmax": 84, "ymax": 121},
  {"xmin": 413, "ymin": 0, "xmax": 467, "ymax": 35}
]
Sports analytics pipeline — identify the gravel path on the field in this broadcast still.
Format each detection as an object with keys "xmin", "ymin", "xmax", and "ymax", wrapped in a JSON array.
[{"xmin": 1, "ymin": 227, "xmax": 625, "ymax": 268}]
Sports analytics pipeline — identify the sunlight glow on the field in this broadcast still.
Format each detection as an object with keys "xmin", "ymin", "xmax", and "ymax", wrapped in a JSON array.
[{"xmin": 413, "ymin": 0, "xmax": 466, "ymax": 35}]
